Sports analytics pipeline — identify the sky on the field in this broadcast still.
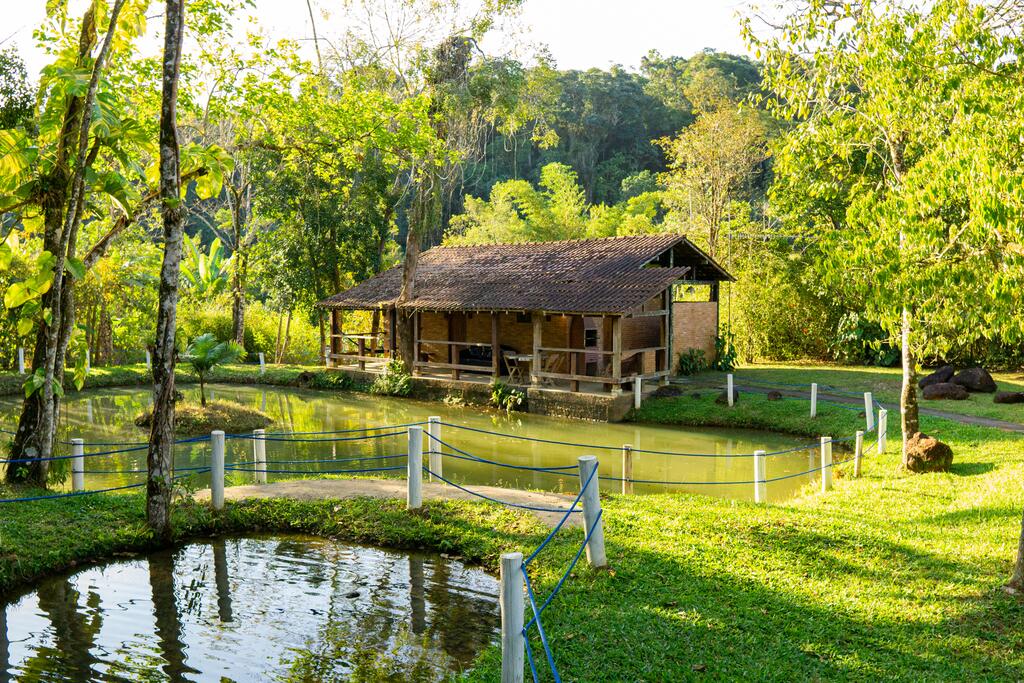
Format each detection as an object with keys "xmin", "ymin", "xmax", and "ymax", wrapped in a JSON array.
[{"xmin": 1, "ymin": 0, "xmax": 752, "ymax": 78}]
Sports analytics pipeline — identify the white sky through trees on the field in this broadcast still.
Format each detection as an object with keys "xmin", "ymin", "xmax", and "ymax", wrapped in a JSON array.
[{"xmin": 2, "ymin": 0, "xmax": 750, "ymax": 78}]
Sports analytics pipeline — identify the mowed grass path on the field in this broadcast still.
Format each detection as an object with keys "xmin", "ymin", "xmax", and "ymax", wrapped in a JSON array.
[{"xmin": 0, "ymin": 370, "xmax": 1021, "ymax": 680}]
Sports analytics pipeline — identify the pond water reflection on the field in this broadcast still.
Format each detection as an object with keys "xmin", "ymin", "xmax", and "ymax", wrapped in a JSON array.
[
  {"xmin": 0, "ymin": 535, "xmax": 498, "ymax": 682},
  {"xmin": 0, "ymin": 383, "xmax": 821, "ymax": 501}
]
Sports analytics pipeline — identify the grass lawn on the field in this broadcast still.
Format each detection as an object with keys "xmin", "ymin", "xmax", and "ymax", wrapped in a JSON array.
[
  {"xmin": 688, "ymin": 362, "xmax": 1024, "ymax": 426},
  {"xmin": 0, "ymin": 391, "xmax": 1022, "ymax": 680}
]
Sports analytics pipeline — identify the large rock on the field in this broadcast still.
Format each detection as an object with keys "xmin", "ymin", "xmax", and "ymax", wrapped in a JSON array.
[
  {"xmin": 993, "ymin": 391, "xmax": 1024, "ymax": 404},
  {"xmin": 922, "ymin": 382, "xmax": 969, "ymax": 400},
  {"xmin": 918, "ymin": 365, "xmax": 955, "ymax": 389},
  {"xmin": 904, "ymin": 432, "xmax": 953, "ymax": 473},
  {"xmin": 766, "ymin": 390, "xmax": 783, "ymax": 401},
  {"xmin": 951, "ymin": 366, "xmax": 997, "ymax": 393},
  {"xmin": 715, "ymin": 388, "xmax": 739, "ymax": 405}
]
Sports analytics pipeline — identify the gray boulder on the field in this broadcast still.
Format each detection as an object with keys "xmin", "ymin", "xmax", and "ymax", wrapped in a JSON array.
[
  {"xmin": 918, "ymin": 365, "xmax": 955, "ymax": 389},
  {"xmin": 993, "ymin": 391, "xmax": 1024, "ymax": 404},
  {"xmin": 922, "ymin": 382, "xmax": 969, "ymax": 400},
  {"xmin": 951, "ymin": 367, "xmax": 997, "ymax": 393},
  {"xmin": 715, "ymin": 388, "xmax": 739, "ymax": 405}
]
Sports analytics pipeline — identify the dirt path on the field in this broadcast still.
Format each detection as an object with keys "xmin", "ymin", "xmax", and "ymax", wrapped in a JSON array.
[{"xmin": 195, "ymin": 478, "xmax": 582, "ymax": 527}]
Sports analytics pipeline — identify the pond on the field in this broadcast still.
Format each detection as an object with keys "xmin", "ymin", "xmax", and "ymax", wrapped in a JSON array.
[
  {"xmin": 0, "ymin": 383, "xmax": 822, "ymax": 501},
  {"xmin": 0, "ymin": 535, "xmax": 498, "ymax": 682}
]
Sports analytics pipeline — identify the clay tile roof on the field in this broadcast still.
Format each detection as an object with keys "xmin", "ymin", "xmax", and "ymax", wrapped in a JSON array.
[{"xmin": 318, "ymin": 234, "xmax": 731, "ymax": 315}]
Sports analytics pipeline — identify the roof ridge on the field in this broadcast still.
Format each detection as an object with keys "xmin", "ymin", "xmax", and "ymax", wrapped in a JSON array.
[{"xmin": 430, "ymin": 233, "xmax": 687, "ymax": 250}]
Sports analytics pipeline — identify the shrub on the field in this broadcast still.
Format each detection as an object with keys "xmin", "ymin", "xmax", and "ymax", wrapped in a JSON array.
[
  {"xmin": 711, "ymin": 332, "xmax": 738, "ymax": 372},
  {"xmin": 369, "ymin": 359, "xmax": 412, "ymax": 396},
  {"xmin": 491, "ymin": 381, "xmax": 524, "ymax": 412},
  {"xmin": 184, "ymin": 333, "xmax": 244, "ymax": 406},
  {"xmin": 676, "ymin": 348, "xmax": 708, "ymax": 376}
]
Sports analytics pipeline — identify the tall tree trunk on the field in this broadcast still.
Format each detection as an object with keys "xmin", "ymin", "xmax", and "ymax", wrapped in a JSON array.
[
  {"xmin": 147, "ymin": 0, "xmax": 186, "ymax": 540},
  {"xmin": 281, "ymin": 309, "xmax": 293, "ymax": 362},
  {"xmin": 900, "ymin": 314, "xmax": 920, "ymax": 461},
  {"xmin": 1007, "ymin": 508, "xmax": 1024, "ymax": 594},
  {"xmin": 6, "ymin": 3, "xmax": 121, "ymax": 485},
  {"xmin": 229, "ymin": 189, "xmax": 246, "ymax": 345}
]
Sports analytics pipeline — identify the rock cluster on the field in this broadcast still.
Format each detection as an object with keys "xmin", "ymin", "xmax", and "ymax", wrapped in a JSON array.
[{"xmin": 919, "ymin": 365, "xmax": 1001, "ymax": 400}]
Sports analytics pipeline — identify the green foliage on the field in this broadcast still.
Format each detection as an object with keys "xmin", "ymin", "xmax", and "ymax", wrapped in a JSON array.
[
  {"xmin": 711, "ymin": 332, "xmax": 737, "ymax": 372},
  {"xmin": 832, "ymin": 313, "xmax": 900, "ymax": 367},
  {"xmin": 181, "ymin": 234, "xmax": 230, "ymax": 296},
  {"xmin": 0, "ymin": 47, "xmax": 34, "ymax": 129},
  {"xmin": 369, "ymin": 359, "xmax": 413, "ymax": 397},
  {"xmin": 490, "ymin": 380, "xmax": 524, "ymax": 413},
  {"xmin": 134, "ymin": 399, "xmax": 271, "ymax": 436},
  {"xmin": 675, "ymin": 348, "xmax": 707, "ymax": 376},
  {"xmin": 185, "ymin": 333, "xmax": 244, "ymax": 405}
]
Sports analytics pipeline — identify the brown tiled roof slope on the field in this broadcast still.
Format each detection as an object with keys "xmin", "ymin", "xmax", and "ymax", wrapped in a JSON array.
[{"xmin": 319, "ymin": 234, "xmax": 729, "ymax": 314}]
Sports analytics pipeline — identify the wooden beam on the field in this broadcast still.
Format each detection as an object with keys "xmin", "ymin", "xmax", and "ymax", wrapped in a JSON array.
[
  {"xmin": 491, "ymin": 313, "xmax": 500, "ymax": 379},
  {"xmin": 611, "ymin": 316, "xmax": 622, "ymax": 395},
  {"xmin": 531, "ymin": 313, "xmax": 542, "ymax": 387},
  {"xmin": 412, "ymin": 312, "xmax": 420, "ymax": 375}
]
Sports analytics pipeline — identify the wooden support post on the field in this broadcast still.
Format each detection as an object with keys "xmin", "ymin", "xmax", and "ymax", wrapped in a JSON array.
[
  {"xmin": 357, "ymin": 337, "xmax": 366, "ymax": 371},
  {"xmin": 727, "ymin": 373, "xmax": 734, "ymax": 407},
  {"xmin": 17, "ymin": 347, "xmax": 24, "ymax": 375},
  {"xmin": 577, "ymin": 456, "xmax": 607, "ymax": 568},
  {"xmin": 427, "ymin": 416, "xmax": 442, "ymax": 483},
  {"xmin": 820, "ymin": 436, "xmax": 832, "ymax": 493},
  {"xmin": 531, "ymin": 313, "xmax": 542, "ymax": 387},
  {"xmin": 854, "ymin": 430, "xmax": 864, "ymax": 478},
  {"xmin": 864, "ymin": 392, "xmax": 874, "ymax": 431},
  {"xmin": 407, "ymin": 425, "xmax": 423, "ymax": 509},
  {"xmin": 211, "ymin": 430, "xmax": 225, "ymax": 511},
  {"xmin": 621, "ymin": 445, "xmax": 633, "ymax": 495},
  {"xmin": 810, "ymin": 382, "xmax": 818, "ymax": 418},
  {"xmin": 413, "ymin": 312, "xmax": 421, "ymax": 376},
  {"xmin": 71, "ymin": 438, "xmax": 85, "ymax": 492},
  {"xmin": 878, "ymin": 409, "xmax": 888, "ymax": 453},
  {"xmin": 753, "ymin": 449, "xmax": 766, "ymax": 503},
  {"xmin": 253, "ymin": 429, "xmax": 267, "ymax": 484},
  {"xmin": 491, "ymin": 313, "xmax": 500, "ymax": 379},
  {"xmin": 500, "ymin": 552, "xmax": 525, "ymax": 683},
  {"xmin": 611, "ymin": 317, "xmax": 622, "ymax": 396},
  {"xmin": 664, "ymin": 291, "xmax": 673, "ymax": 385}
]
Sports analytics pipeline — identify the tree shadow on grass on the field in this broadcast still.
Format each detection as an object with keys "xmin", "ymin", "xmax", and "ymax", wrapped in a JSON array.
[{"xmin": 948, "ymin": 461, "xmax": 996, "ymax": 477}]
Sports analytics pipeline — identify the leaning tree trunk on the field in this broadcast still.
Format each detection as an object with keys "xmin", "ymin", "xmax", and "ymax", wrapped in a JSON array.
[
  {"xmin": 146, "ymin": 0, "xmax": 186, "ymax": 540},
  {"xmin": 1008, "ymin": 508, "xmax": 1024, "ymax": 594},
  {"xmin": 395, "ymin": 223, "xmax": 421, "ymax": 369},
  {"xmin": 900, "ymin": 307, "xmax": 920, "ymax": 462}
]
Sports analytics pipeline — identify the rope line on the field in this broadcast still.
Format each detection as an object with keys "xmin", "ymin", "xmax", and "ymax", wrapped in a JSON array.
[
  {"xmin": 522, "ymin": 569, "xmax": 562, "ymax": 683},
  {"xmin": 523, "ymin": 465, "xmax": 596, "ymax": 566},
  {"xmin": 249, "ymin": 453, "xmax": 408, "ymax": 466},
  {"xmin": 422, "ymin": 466, "xmax": 581, "ymax": 514},
  {"xmin": 425, "ymin": 433, "xmax": 578, "ymax": 473},
  {"xmin": 227, "ymin": 430, "xmax": 404, "ymax": 443},
  {"xmin": 225, "ymin": 464, "xmax": 405, "ymax": 475}
]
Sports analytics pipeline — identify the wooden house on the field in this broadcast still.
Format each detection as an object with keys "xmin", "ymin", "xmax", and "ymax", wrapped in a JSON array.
[{"xmin": 317, "ymin": 234, "xmax": 732, "ymax": 395}]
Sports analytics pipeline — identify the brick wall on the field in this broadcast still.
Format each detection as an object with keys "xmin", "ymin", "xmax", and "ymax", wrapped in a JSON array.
[{"xmin": 672, "ymin": 301, "xmax": 718, "ymax": 365}]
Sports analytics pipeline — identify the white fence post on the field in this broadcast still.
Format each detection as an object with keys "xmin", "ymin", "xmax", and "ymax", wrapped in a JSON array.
[
  {"xmin": 577, "ymin": 455, "xmax": 607, "ymax": 568},
  {"xmin": 71, "ymin": 438, "xmax": 85, "ymax": 492},
  {"xmin": 427, "ymin": 416, "xmax": 442, "ymax": 482},
  {"xmin": 621, "ymin": 445, "xmax": 633, "ymax": 495},
  {"xmin": 85, "ymin": 349, "xmax": 90, "ymax": 372},
  {"xmin": 253, "ymin": 428, "xmax": 267, "ymax": 485},
  {"xmin": 500, "ymin": 552, "xmax": 525, "ymax": 683},
  {"xmin": 878, "ymin": 409, "xmax": 888, "ymax": 454},
  {"xmin": 864, "ymin": 392, "xmax": 874, "ymax": 431},
  {"xmin": 17, "ymin": 347, "xmax": 25, "ymax": 375},
  {"xmin": 145, "ymin": 349, "xmax": 151, "ymax": 370},
  {"xmin": 324, "ymin": 344, "xmax": 332, "ymax": 369},
  {"xmin": 634, "ymin": 377, "xmax": 642, "ymax": 410},
  {"xmin": 407, "ymin": 425, "xmax": 423, "ymax": 510},
  {"xmin": 820, "ymin": 436, "xmax": 832, "ymax": 493},
  {"xmin": 810, "ymin": 382, "xmax": 818, "ymax": 418},
  {"xmin": 753, "ymin": 449, "xmax": 767, "ymax": 503},
  {"xmin": 258, "ymin": 352, "xmax": 266, "ymax": 375},
  {"xmin": 211, "ymin": 430, "xmax": 225, "ymax": 511},
  {"xmin": 727, "ymin": 373, "xmax": 734, "ymax": 407},
  {"xmin": 854, "ymin": 430, "xmax": 864, "ymax": 478}
]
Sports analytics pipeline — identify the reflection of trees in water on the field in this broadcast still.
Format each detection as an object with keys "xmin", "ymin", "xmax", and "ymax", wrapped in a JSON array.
[
  {"xmin": 149, "ymin": 550, "xmax": 199, "ymax": 681},
  {"xmin": 212, "ymin": 539, "xmax": 234, "ymax": 623},
  {"xmin": 16, "ymin": 577, "xmax": 102, "ymax": 681}
]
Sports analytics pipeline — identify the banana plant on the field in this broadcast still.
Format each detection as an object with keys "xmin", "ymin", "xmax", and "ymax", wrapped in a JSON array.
[{"xmin": 181, "ymin": 234, "xmax": 231, "ymax": 296}]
